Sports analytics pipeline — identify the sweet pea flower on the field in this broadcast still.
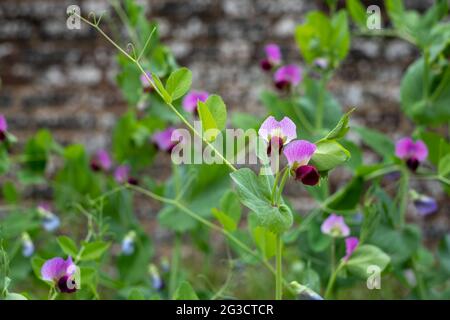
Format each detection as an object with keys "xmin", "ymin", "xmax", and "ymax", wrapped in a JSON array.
[
  {"xmin": 395, "ymin": 137, "xmax": 428, "ymax": 171},
  {"xmin": 0, "ymin": 114, "xmax": 8, "ymax": 141},
  {"xmin": 114, "ymin": 165, "xmax": 129, "ymax": 184},
  {"xmin": 258, "ymin": 116, "xmax": 296, "ymax": 156},
  {"xmin": 90, "ymin": 149, "xmax": 112, "ymax": 172},
  {"xmin": 38, "ymin": 203, "xmax": 60, "ymax": 232},
  {"xmin": 140, "ymin": 71, "xmax": 153, "ymax": 92},
  {"xmin": 343, "ymin": 237, "xmax": 359, "ymax": 261},
  {"xmin": 413, "ymin": 194, "xmax": 438, "ymax": 216},
  {"xmin": 321, "ymin": 214, "xmax": 350, "ymax": 238},
  {"xmin": 313, "ymin": 58, "xmax": 328, "ymax": 70},
  {"xmin": 41, "ymin": 256, "xmax": 78, "ymax": 293},
  {"xmin": 260, "ymin": 44, "xmax": 282, "ymax": 71},
  {"xmin": 149, "ymin": 264, "xmax": 164, "ymax": 291},
  {"xmin": 274, "ymin": 64, "xmax": 302, "ymax": 90},
  {"xmin": 182, "ymin": 90, "xmax": 209, "ymax": 113},
  {"xmin": 21, "ymin": 233, "xmax": 34, "ymax": 258},
  {"xmin": 283, "ymin": 140, "xmax": 319, "ymax": 186},
  {"xmin": 152, "ymin": 127, "xmax": 180, "ymax": 153},
  {"xmin": 121, "ymin": 231, "xmax": 136, "ymax": 256}
]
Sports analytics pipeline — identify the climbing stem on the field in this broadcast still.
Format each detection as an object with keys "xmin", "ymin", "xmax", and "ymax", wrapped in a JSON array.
[{"xmin": 275, "ymin": 234, "xmax": 283, "ymax": 300}]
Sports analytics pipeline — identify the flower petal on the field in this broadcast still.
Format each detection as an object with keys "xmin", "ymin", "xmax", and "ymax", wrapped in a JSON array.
[
  {"xmin": 279, "ymin": 117, "xmax": 297, "ymax": 143},
  {"xmin": 152, "ymin": 127, "xmax": 177, "ymax": 151},
  {"xmin": 344, "ymin": 237, "xmax": 359, "ymax": 261},
  {"xmin": 395, "ymin": 137, "xmax": 415, "ymax": 160},
  {"xmin": 114, "ymin": 165, "xmax": 130, "ymax": 184},
  {"xmin": 413, "ymin": 140, "xmax": 428, "ymax": 162},
  {"xmin": 0, "ymin": 114, "xmax": 7, "ymax": 132},
  {"xmin": 265, "ymin": 44, "xmax": 281, "ymax": 64},
  {"xmin": 283, "ymin": 140, "xmax": 316, "ymax": 167},
  {"xmin": 274, "ymin": 64, "xmax": 302, "ymax": 86},
  {"xmin": 41, "ymin": 257, "xmax": 68, "ymax": 281},
  {"xmin": 258, "ymin": 116, "xmax": 279, "ymax": 142},
  {"xmin": 321, "ymin": 214, "xmax": 350, "ymax": 237},
  {"xmin": 182, "ymin": 90, "xmax": 209, "ymax": 113}
]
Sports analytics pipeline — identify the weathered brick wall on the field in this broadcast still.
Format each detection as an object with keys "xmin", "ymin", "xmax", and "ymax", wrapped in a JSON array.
[{"xmin": 0, "ymin": 0, "xmax": 447, "ymax": 239}]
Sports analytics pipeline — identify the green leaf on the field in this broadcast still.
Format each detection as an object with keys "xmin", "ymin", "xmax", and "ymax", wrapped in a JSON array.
[
  {"xmin": 197, "ymin": 95, "xmax": 227, "ymax": 141},
  {"xmin": 347, "ymin": 0, "xmax": 367, "ymax": 28},
  {"xmin": 151, "ymin": 72, "xmax": 172, "ymax": 103},
  {"xmin": 173, "ymin": 281, "xmax": 199, "ymax": 300},
  {"xmin": 57, "ymin": 236, "xmax": 78, "ymax": 257},
  {"xmin": 326, "ymin": 176, "xmax": 364, "ymax": 211},
  {"xmin": 5, "ymin": 293, "xmax": 27, "ymax": 300},
  {"xmin": 80, "ymin": 241, "xmax": 110, "ymax": 261},
  {"xmin": 418, "ymin": 131, "xmax": 450, "ymax": 167},
  {"xmin": 165, "ymin": 67, "xmax": 192, "ymax": 100},
  {"xmin": 230, "ymin": 168, "xmax": 293, "ymax": 234},
  {"xmin": 2, "ymin": 181, "xmax": 19, "ymax": 204},
  {"xmin": 353, "ymin": 126, "xmax": 394, "ymax": 159},
  {"xmin": 212, "ymin": 190, "xmax": 242, "ymax": 232},
  {"xmin": 310, "ymin": 140, "xmax": 350, "ymax": 172},
  {"xmin": 439, "ymin": 154, "xmax": 450, "ymax": 177},
  {"xmin": 345, "ymin": 244, "xmax": 390, "ymax": 279},
  {"xmin": 325, "ymin": 108, "xmax": 354, "ymax": 140}
]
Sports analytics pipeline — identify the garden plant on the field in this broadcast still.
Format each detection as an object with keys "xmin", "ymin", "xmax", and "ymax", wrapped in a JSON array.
[{"xmin": 0, "ymin": 0, "xmax": 450, "ymax": 301}]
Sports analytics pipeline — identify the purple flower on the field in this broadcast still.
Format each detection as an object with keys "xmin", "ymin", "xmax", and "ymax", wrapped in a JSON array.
[
  {"xmin": 152, "ymin": 127, "xmax": 179, "ymax": 152},
  {"xmin": 182, "ymin": 90, "xmax": 209, "ymax": 113},
  {"xmin": 395, "ymin": 137, "xmax": 428, "ymax": 171},
  {"xmin": 343, "ymin": 237, "xmax": 359, "ymax": 261},
  {"xmin": 90, "ymin": 149, "xmax": 112, "ymax": 172},
  {"xmin": 0, "ymin": 114, "xmax": 8, "ymax": 141},
  {"xmin": 258, "ymin": 116, "xmax": 296, "ymax": 156},
  {"xmin": 260, "ymin": 44, "xmax": 282, "ymax": 71},
  {"xmin": 114, "ymin": 165, "xmax": 130, "ymax": 184},
  {"xmin": 21, "ymin": 233, "xmax": 34, "ymax": 258},
  {"xmin": 38, "ymin": 203, "xmax": 60, "ymax": 232},
  {"xmin": 149, "ymin": 264, "xmax": 164, "ymax": 291},
  {"xmin": 321, "ymin": 214, "xmax": 350, "ymax": 238},
  {"xmin": 283, "ymin": 140, "xmax": 319, "ymax": 186},
  {"xmin": 313, "ymin": 58, "xmax": 328, "ymax": 69},
  {"xmin": 273, "ymin": 64, "xmax": 302, "ymax": 90},
  {"xmin": 140, "ymin": 71, "xmax": 153, "ymax": 92},
  {"xmin": 41, "ymin": 256, "xmax": 78, "ymax": 293},
  {"xmin": 413, "ymin": 194, "xmax": 438, "ymax": 216}
]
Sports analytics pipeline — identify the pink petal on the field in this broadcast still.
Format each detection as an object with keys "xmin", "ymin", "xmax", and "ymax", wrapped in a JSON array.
[
  {"xmin": 279, "ymin": 117, "xmax": 297, "ymax": 143},
  {"xmin": 413, "ymin": 140, "xmax": 428, "ymax": 162},
  {"xmin": 152, "ymin": 127, "xmax": 176, "ymax": 151},
  {"xmin": 140, "ymin": 71, "xmax": 153, "ymax": 88},
  {"xmin": 95, "ymin": 149, "xmax": 112, "ymax": 171},
  {"xmin": 395, "ymin": 137, "xmax": 415, "ymax": 160},
  {"xmin": 265, "ymin": 44, "xmax": 281, "ymax": 64},
  {"xmin": 182, "ymin": 90, "xmax": 209, "ymax": 113},
  {"xmin": 283, "ymin": 140, "xmax": 316, "ymax": 167},
  {"xmin": 41, "ymin": 257, "xmax": 68, "ymax": 281},
  {"xmin": 274, "ymin": 64, "xmax": 302, "ymax": 86},
  {"xmin": 114, "ymin": 165, "xmax": 130, "ymax": 184},
  {"xmin": 344, "ymin": 237, "xmax": 359, "ymax": 261},
  {"xmin": 321, "ymin": 214, "xmax": 350, "ymax": 237},
  {"xmin": 0, "ymin": 114, "xmax": 7, "ymax": 132}
]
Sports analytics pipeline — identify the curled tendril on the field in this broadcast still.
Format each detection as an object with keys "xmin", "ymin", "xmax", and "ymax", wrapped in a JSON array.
[
  {"xmin": 88, "ymin": 11, "xmax": 98, "ymax": 25},
  {"xmin": 126, "ymin": 43, "xmax": 137, "ymax": 59}
]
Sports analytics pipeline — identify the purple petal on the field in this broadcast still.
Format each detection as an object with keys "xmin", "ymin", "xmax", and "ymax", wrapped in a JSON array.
[
  {"xmin": 344, "ymin": 237, "xmax": 359, "ymax": 261},
  {"xmin": 265, "ymin": 44, "xmax": 281, "ymax": 64},
  {"xmin": 258, "ymin": 116, "xmax": 297, "ymax": 144},
  {"xmin": 182, "ymin": 90, "xmax": 209, "ymax": 113},
  {"xmin": 274, "ymin": 64, "xmax": 302, "ymax": 86},
  {"xmin": 140, "ymin": 71, "xmax": 153, "ymax": 88},
  {"xmin": 152, "ymin": 127, "xmax": 177, "ymax": 151},
  {"xmin": 395, "ymin": 137, "xmax": 428, "ymax": 162},
  {"xmin": 414, "ymin": 195, "xmax": 438, "ymax": 216},
  {"xmin": 41, "ymin": 257, "xmax": 68, "ymax": 281},
  {"xmin": 321, "ymin": 214, "xmax": 350, "ymax": 237},
  {"xmin": 114, "ymin": 165, "xmax": 130, "ymax": 184},
  {"xmin": 283, "ymin": 140, "xmax": 316, "ymax": 167},
  {"xmin": 313, "ymin": 58, "xmax": 328, "ymax": 69},
  {"xmin": 93, "ymin": 149, "xmax": 112, "ymax": 171},
  {"xmin": 0, "ymin": 114, "xmax": 7, "ymax": 132}
]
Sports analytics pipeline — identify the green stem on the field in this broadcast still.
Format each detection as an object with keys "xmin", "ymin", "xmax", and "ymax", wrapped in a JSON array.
[
  {"xmin": 397, "ymin": 167, "xmax": 410, "ymax": 229},
  {"xmin": 324, "ymin": 262, "xmax": 343, "ymax": 299},
  {"xmin": 168, "ymin": 232, "xmax": 182, "ymax": 296},
  {"xmin": 276, "ymin": 167, "xmax": 290, "ymax": 205},
  {"xmin": 275, "ymin": 234, "xmax": 283, "ymax": 300},
  {"xmin": 330, "ymin": 238, "xmax": 336, "ymax": 273},
  {"xmin": 76, "ymin": 13, "xmax": 237, "ymax": 173},
  {"xmin": 423, "ymin": 49, "xmax": 430, "ymax": 102},
  {"xmin": 270, "ymin": 167, "xmax": 281, "ymax": 206}
]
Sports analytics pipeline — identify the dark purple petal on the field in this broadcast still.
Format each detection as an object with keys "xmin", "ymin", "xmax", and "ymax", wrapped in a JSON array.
[
  {"xmin": 267, "ymin": 136, "xmax": 284, "ymax": 156},
  {"xmin": 295, "ymin": 165, "xmax": 320, "ymax": 186},
  {"xmin": 57, "ymin": 275, "xmax": 78, "ymax": 293},
  {"xmin": 406, "ymin": 157, "xmax": 419, "ymax": 171},
  {"xmin": 260, "ymin": 58, "xmax": 272, "ymax": 71}
]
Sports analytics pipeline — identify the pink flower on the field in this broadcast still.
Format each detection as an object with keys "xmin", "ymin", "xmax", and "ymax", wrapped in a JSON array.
[
  {"xmin": 140, "ymin": 71, "xmax": 153, "ymax": 92},
  {"xmin": 258, "ymin": 116, "xmax": 296, "ymax": 156},
  {"xmin": 274, "ymin": 64, "xmax": 302, "ymax": 90},
  {"xmin": 395, "ymin": 137, "xmax": 428, "ymax": 171},
  {"xmin": 182, "ymin": 90, "xmax": 209, "ymax": 113},
  {"xmin": 152, "ymin": 127, "xmax": 179, "ymax": 152},
  {"xmin": 41, "ymin": 256, "xmax": 78, "ymax": 293},
  {"xmin": 283, "ymin": 140, "xmax": 319, "ymax": 186},
  {"xmin": 0, "ymin": 114, "xmax": 8, "ymax": 141},
  {"xmin": 344, "ymin": 237, "xmax": 359, "ymax": 261},
  {"xmin": 90, "ymin": 149, "xmax": 112, "ymax": 172},
  {"xmin": 114, "ymin": 165, "xmax": 130, "ymax": 184},
  {"xmin": 260, "ymin": 44, "xmax": 282, "ymax": 71},
  {"xmin": 321, "ymin": 214, "xmax": 350, "ymax": 237}
]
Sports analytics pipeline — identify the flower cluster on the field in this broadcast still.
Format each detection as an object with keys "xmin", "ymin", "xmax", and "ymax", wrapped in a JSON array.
[
  {"xmin": 321, "ymin": 214, "xmax": 359, "ymax": 261},
  {"xmin": 259, "ymin": 116, "xmax": 319, "ymax": 186}
]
